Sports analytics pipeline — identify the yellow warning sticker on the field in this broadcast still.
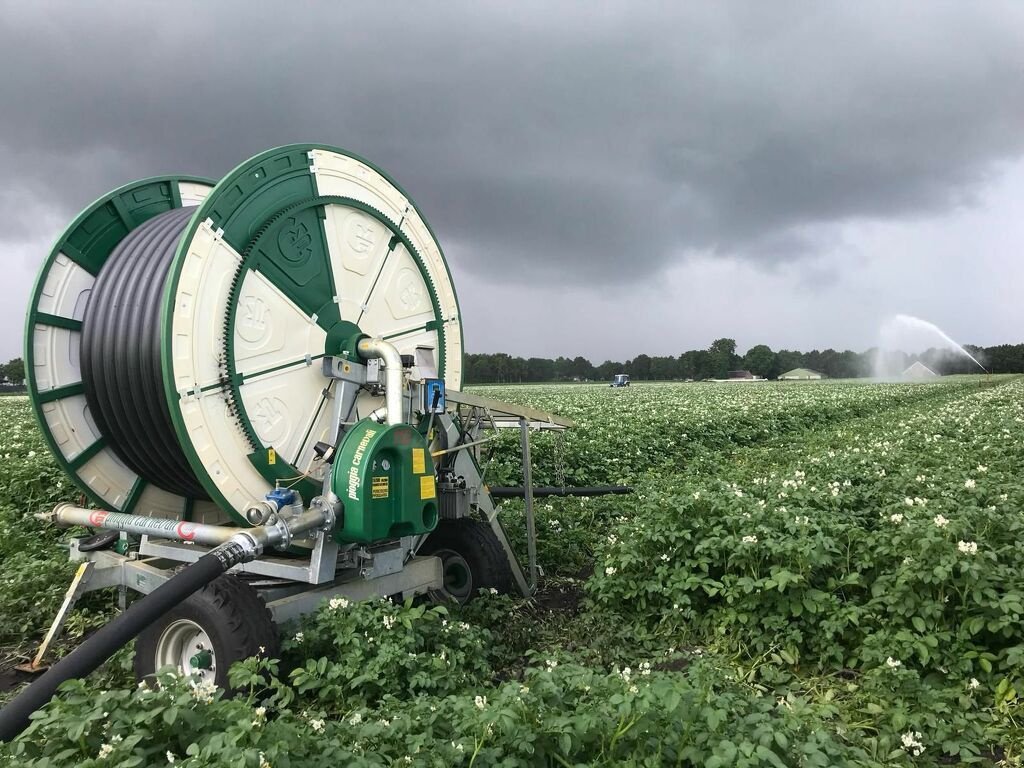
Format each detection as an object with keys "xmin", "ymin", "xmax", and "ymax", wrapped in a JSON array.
[
  {"xmin": 267, "ymin": 447, "xmax": 276, "ymax": 465},
  {"xmin": 420, "ymin": 475, "xmax": 436, "ymax": 500},
  {"xmin": 372, "ymin": 476, "xmax": 389, "ymax": 499},
  {"xmin": 412, "ymin": 448, "xmax": 426, "ymax": 474}
]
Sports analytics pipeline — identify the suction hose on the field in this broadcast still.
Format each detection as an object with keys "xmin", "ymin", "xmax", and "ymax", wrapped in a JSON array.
[
  {"xmin": 0, "ymin": 538, "xmax": 248, "ymax": 743},
  {"xmin": 488, "ymin": 485, "xmax": 633, "ymax": 498}
]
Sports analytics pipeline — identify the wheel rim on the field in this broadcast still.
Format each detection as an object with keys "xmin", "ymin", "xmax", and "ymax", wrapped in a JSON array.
[
  {"xmin": 434, "ymin": 548, "xmax": 473, "ymax": 601},
  {"xmin": 154, "ymin": 619, "xmax": 217, "ymax": 681}
]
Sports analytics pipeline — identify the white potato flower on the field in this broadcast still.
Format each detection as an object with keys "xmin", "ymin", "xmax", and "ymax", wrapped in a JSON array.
[{"xmin": 957, "ymin": 540, "xmax": 978, "ymax": 555}]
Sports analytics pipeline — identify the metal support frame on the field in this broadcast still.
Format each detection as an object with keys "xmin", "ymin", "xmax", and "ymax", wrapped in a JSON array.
[
  {"xmin": 50, "ymin": 542, "xmax": 444, "ymax": 627},
  {"xmin": 29, "ymin": 370, "xmax": 577, "ymax": 667},
  {"xmin": 519, "ymin": 417, "xmax": 539, "ymax": 592},
  {"xmin": 419, "ymin": 394, "xmax": 571, "ymax": 597},
  {"xmin": 137, "ymin": 533, "xmax": 341, "ymax": 584},
  {"xmin": 15, "ymin": 562, "xmax": 94, "ymax": 673},
  {"xmin": 266, "ymin": 555, "xmax": 442, "ymax": 623}
]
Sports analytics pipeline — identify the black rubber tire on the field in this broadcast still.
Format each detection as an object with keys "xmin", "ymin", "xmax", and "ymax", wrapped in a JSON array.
[
  {"xmin": 133, "ymin": 574, "xmax": 278, "ymax": 690},
  {"xmin": 419, "ymin": 518, "xmax": 515, "ymax": 602}
]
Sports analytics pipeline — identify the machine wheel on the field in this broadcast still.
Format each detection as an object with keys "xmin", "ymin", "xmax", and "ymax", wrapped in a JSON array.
[
  {"xmin": 419, "ymin": 519, "xmax": 515, "ymax": 602},
  {"xmin": 134, "ymin": 574, "xmax": 278, "ymax": 689}
]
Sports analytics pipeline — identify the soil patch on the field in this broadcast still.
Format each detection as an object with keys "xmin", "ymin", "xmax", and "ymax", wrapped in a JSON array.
[{"xmin": 534, "ymin": 579, "xmax": 584, "ymax": 617}]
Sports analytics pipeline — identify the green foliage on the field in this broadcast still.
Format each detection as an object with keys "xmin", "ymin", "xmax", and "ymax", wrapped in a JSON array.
[
  {"xmin": 3, "ymin": 380, "xmax": 1024, "ymax": 765},
  {"xmin": 281, "ymin": 597, "xmax": 496, "ymax": 709},
  {"xmin": 6, "ymin": 658, "xmax": 869, "ymax": 767},
  {"xmin": 0, "ymin": 397, "xmax": 112, "ymax": 654},
  {"xmin": 0, "ymin": 357, "xmax": 24, "ymax": 385}
]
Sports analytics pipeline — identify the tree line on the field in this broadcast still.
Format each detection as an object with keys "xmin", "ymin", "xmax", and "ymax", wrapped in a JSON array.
[
  {"xmin": 3, "ymin": 341, "xmax": 1021, "ymax": 390},
  {"xmin": 464, "ymin": 339, "xmax": 1022, "ymax": 384},
  {"xmin": 0, "ymin": 357, "xmax": 25, "ymax": 390}
]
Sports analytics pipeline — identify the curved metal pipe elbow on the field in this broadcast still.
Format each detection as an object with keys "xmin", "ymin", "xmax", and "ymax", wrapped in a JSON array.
[{"xmin": 356, "ymin": 337, "xmax": 404, "ymax": 426}]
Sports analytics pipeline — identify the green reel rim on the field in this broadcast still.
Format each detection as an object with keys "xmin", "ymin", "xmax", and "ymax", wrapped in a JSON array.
[
  {"xmin": 24, "ymin": 176, "xmax": 216, "ymax": 516},
  {"xmin": 160, "ymin": 144, "xmax": 464, "ymax": 524}
]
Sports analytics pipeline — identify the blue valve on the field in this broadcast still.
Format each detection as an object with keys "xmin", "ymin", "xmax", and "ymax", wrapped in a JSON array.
[{"xmin": 266, "ymin": 487, "xmax": 297, "ymax": 508}]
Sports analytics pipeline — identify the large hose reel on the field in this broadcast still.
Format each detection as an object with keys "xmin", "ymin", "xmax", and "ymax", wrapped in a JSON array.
[{"xmin": 25, "ymin": 144, "xmax": 464, "ymax": 528}]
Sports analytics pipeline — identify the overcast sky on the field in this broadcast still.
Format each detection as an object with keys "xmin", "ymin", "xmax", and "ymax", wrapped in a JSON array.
[{"xmin": 2, "ymin": 2, "xmax": 1022, "ymax": 363}]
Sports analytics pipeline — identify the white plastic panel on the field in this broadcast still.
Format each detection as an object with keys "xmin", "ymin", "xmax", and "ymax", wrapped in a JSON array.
[
  {"xmin": 79, "ymin": 448, "xmax": 138, "ymax": 510},
  {"xmin": 170, "ymin": 220, "xmax": 243, "ymax": 392},
  {"xmin": 375, "ymin": 242, "xmax": 436, "ymax": 324},
  {"xmin": 309, "ymin": 150, "xmax": 408, "ymax": 225},
  {"xmin": 178, "ymin": 181, "xmax": 214, "ymax": 208},
  {"xmin": 32, "ymin": 326, "xmax": 81, "ymax": 392},
  {"xmin": 233, "ymin": 270, "xmax": 326, "ymax": 377},
  {"xmin": 36, "ymin": 254, "xmax": 94, "ymax": 319},
  {"xmin": 177, "ymin": 390, "xmax": 266, "ymax": 514},
  {"xmin": 135, "ymin": 483, "xmax": 187, "ymax": 519},
  {"xmin": 238, "ymin": 362, "xmax": 330, "ymax": 468},
  {"xmin": 321, "ymin": 205, "xmax": 394, "ymax": 323},
  {"xmin": 192, "ymin": 500, "xmax": 231, "ymax": 525},
  {"xmin": 400, "ymin": 210, "xmax": 462, "ymax": 387},
  {"xmin": 41, "ymin": 394, "xmax": 100, "ymax": 463}
]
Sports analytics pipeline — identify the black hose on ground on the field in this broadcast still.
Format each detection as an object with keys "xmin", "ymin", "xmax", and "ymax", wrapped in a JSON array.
[
  {"xmin": 487, "ymin": 485, "xmax": 633, "ymax": 498},
  {"xmin": 0, "ymin": 540, "xmax": 248, "ymax": 743}
]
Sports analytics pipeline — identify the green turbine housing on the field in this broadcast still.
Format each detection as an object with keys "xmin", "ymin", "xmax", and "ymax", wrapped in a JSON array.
[{"xmin": 331, "ymin": 419, "xmax": 438, "ymax": 544}]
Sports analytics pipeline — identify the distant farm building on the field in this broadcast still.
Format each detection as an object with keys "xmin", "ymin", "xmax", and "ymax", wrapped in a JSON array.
[
  {"xmin": 711, "ymin": 370, "xmax": 766, "ymax": 383},
  {"xmin": 903, "ymin": 361, "xmax": 938, "ymax": 379},
  {"xmin": 778, "ymin": 368, "xmax": 824, "ymax": 381}
]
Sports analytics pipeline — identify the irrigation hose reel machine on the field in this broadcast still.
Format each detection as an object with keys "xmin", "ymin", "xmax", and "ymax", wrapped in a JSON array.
[{"xmin": 11, "ymin": 143, "xmax": 612, "ymax": 706}]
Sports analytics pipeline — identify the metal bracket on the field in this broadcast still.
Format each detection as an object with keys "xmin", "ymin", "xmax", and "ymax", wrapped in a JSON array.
[{"xmin": 15, "ymin": 561, "xmax": 95, "ymax": 673}]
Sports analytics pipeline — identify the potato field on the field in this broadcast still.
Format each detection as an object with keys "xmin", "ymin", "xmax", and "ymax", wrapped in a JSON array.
[{"xmin": 2, "ymin": 376, "xmax": 1024, "ymax": 766}]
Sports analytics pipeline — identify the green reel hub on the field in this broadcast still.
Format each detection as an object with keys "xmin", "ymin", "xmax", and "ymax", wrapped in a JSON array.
[
  {"xmin": 330, "ymin": 420, "xmax": 438, "ymax": 544},
  {"xmin": 25, "ymin": 144, "xmax": 464, "ymax": 528}
]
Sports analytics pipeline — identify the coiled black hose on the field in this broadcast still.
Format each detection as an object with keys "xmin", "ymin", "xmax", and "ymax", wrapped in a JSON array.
[{"xmin": 80, "ymin": 207, "xmax": 207, "ymax": 498}]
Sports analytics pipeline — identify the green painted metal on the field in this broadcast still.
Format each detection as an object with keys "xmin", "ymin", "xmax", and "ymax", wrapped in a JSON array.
[
  {"xmin": 329, "ymin": 419, "xmax": 438, "ymax": 544},
  {"xmin": 67, "ymin": 437, "xmax": 108, "ymax": 471},
  {"xmin": 246, "ymin": 447, "xmax": 321, "ymax": 503},
  {"xmin": 160, "ymin": 145, "xmax": 461, "ymax": 523},
  {"xmin": 35, "ymin": 313, "xmax": 83, "ymax": 332},
  {"xmin": 189, "ymin": 649, "xmax": 213, "ymax": 670},
  {"xmin": 237, "ymin": 198, "xmax": 340, "ymax": 332},
  {"xmin": 121, "ymin": 477, "xmax": 149, "ymax": 516},
  {"xmin": 35, "ymin": 382, "xmax": 85, "ymax": 405},
  {"xmin": 24, "ymin": 176, "xmax": 214, "ymax": 514},
  {"xmin": 325, "ymin": 321, "xmax": 364, "ymax": 357},
  {"xmin": 222, "ymin": 195, "xmax": 447, "ymax": 469}
]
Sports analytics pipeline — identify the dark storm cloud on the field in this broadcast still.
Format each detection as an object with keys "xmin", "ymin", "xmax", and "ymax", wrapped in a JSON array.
[{"xmin": 1, "ymin": 1, "xmax": 1023, "ymax": 287}]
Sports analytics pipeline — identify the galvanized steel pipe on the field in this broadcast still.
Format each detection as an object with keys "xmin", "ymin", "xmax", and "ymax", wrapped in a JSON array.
[
  {"xmin": 357, "ymin": 337, "xmax": 404, "ymax": 426},
  {"xmin": 48, "ymin": 503, "xmax": 330, "ymax": 553}
]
